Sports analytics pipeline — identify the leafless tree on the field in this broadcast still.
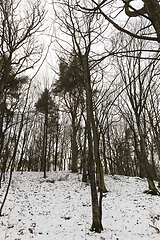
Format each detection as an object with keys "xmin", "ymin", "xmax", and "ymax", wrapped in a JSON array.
[
  {"xmin": 114, "ymin": 33, "xmax": 160, "ymax": 195},
  {"xmin": 0, "ymin": 0, "xmax": 47, "ymax": 215},
  {"xmin": 0, "ymin": 0, "xmax": 46, "ymax": 101},
  {"xmin": 88, "ymin": 0, "xmax": 160, "ymax": 43},
  {"xmin": 52, "ymin": 0, "xmax": 111, "ymax": 232}
]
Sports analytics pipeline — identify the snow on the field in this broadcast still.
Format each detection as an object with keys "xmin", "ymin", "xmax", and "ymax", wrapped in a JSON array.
[{"xmin": 0, "ymin": 172, "xmax": 160, "ymax": 240}]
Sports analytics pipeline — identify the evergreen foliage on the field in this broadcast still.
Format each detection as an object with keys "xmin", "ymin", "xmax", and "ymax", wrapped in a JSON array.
[{"xmin": 54, "ymin": 55, "xmax": 84, "ymax": 94}]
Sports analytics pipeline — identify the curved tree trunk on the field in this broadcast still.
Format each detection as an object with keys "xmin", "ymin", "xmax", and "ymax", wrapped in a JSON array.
[
  {"xmin": 0, "ymin": 112, "xmax": 24, "ymax": 215},
  {"xmin": 143, "ymin": 0, "xmax": 160, "ymax": 41}
]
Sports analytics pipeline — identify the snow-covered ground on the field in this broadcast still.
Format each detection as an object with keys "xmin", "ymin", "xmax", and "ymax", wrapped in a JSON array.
[{"xmin": 0, "ymin": 171, "xmax": 160, "ymax": 240}]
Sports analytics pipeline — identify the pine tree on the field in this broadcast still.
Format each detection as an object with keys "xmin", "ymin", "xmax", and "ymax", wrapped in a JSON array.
[
  {"xmin": 54, "ymin": 54, "xmax": 84, "ymax": 173},
  {"xmin": 35, "ymin": 88, "xmax": 55, "ymax": 178}
]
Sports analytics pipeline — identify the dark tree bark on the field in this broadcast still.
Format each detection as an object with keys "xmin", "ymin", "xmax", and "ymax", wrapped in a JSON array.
[
  {"xmin": 84, "ymin": 55, "xmax": 103, "ymax": 232},
  {"xmin": 0, "ymin": 112, "xmax": 24, "ymax": 215},
  {"xmin": 82, "ymin": 125, "xmax": 87, "ymax": 182},
  {"xmin": 54, "ymin": 121, "xmax": 59, "ymax": 171},
  {"xmin": 71, "ymin": 118, "xmax": 78, "ymax": 172}
]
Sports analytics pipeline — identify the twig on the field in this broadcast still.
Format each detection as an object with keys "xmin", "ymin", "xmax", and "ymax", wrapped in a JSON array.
[{"xmin": 149, "ymin": 224, "xmax": 160, "ymax": 234}]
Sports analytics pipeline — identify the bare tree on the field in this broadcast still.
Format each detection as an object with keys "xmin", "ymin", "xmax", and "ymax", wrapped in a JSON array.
[
  {"xmin": 0, "ymin": 0, "xmax": 47, "ymax": 215},
  {"xmin": 114, "ymin": 34, "xmax": 160, "ymax": 195},
  {"xmin": 88, "ymin": 0, "xmax": 160, "ymax": 43},
  {"xmin": 53, "ymin": 0, "xmax": 110, "ymax": 232},
  {"xmin": 0, "ymin": 0, "xmax": 46, "ymax": 101}
]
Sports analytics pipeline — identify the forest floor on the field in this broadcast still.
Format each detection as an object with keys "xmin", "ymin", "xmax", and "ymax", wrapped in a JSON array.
[{"xmin": 0, "ymin": 171, "xmax": 160, "ymax": 240}]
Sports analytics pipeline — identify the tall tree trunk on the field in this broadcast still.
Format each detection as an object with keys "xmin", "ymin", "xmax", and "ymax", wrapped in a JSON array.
[
  {"xmin": 44, "ymin": 110, "xmax": 48, "ymax": 178},
  {"xmin": 71, "ymin": 119, "xmax": 78, "ymax": 172},
  {"xmin": 0, "ymin": 112, "xmax": 24, "ymax": 215},
  {"xmin": 106, "ymin": 118, "xmax": 114, "ymax": 175},
  {"xmin": 47, "ymin": 135, "xmax": 52, "ymax": 171},
  {"xmin": 101, "ymin": 130, "xmax": 108, "ymax": 174},
  {"xmin": 17, "ymin": 132, "xmax": 26, "ymax": 171},
  {"xmin": 82, "ymin": 125, "xmax": 87, "ymax": 182},
  {"xmin": 83, "ymin": 55, "xmax": 103, "ymax": 233},
  {"xmin": 92, "ymin": 113, "xmax": 107, "ymax": 192},
  {"xmin": 54, "ymin": 122, "xmax": 59, "ymax": 171},
  {"xmin": 41, "ymin": 121, "xmax": 46, "ymax": 173},
  {"xmin": 0, "ymin": 123, "xmax": 13, "ymax": 187},
  {"xmin": 0, "ymin": 95, "xmax": 7, "ymax": 185},
  {"xmin": 60, "ymin": 134, "xmax": 65, "ymax": 171},
  {"xmin": 41, "ymin": 109, "xmax": 48, "ymax": 178},
  {"xmin": 137, "ymin": 122, "xmax": 159, "ymax": 195}
]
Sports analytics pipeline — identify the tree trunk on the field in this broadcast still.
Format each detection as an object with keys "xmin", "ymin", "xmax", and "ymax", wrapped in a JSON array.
[
  {"xmin": 101, "ymin": 131, "xmax": 108, "ymax": 174},
  {"xmin": 17, "ymin": 132, "xmax": 26, "ymax": 171},
  {"xmin": 0, "ymin": 112, "xmax": 24, "ymax": 215},
  {"xmin": 41, "ymin": 121, "xmax": 46, "ymax": 174},
  {"xmin": 0, "ymin": 126, "xmax": 12, "ymax": 188},
  {"xmin": 92, "ymin": 114, "xmax": 107, "ymax": 193},
  {"xmin": 106, "ymin": 118, "xmax": 114, "ymax": 175},
  {"xmin": 47, "ymin": 135, "xmax": 52, "ymax": 171},
  {"xmin": 0, "ymin": 165, "xmax": 13, "ymax": 216},
  {"xmin": 82, "ymin": 125, "xmax": 87, "ymax": 182},
  {"xmin": 144, "ymin": 0, "xmax": 160, "ymax": 41},
  {"xmin": 86, "ymin": 86, "xmax": 107, "ymax": 191},
  {"xmin": 54, "ymin": 122, "xmax": 59, "ymax": 171},
  {"xmin": 0, "ymin": 56, "xmax": 12, "ymax": 101},
  {"xmin": 71, "ymin": 119, "xmax": 78, "ymax": 172},
  {"xmin": 83, "ymin": 55, "xmax": 103, "ymax": 233},
  {"xmin": 138, "ymin": 123, "xmax": 159, "ymax": 195},
  {"xmin": 44, "ymin": 110, "xmax": 48, "ymax": 178}
]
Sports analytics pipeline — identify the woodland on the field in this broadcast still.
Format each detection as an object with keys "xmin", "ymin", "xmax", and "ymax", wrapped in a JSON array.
[{"xmin": 1, "ymin": 0, "xmax": 160, "ymax": 237}]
